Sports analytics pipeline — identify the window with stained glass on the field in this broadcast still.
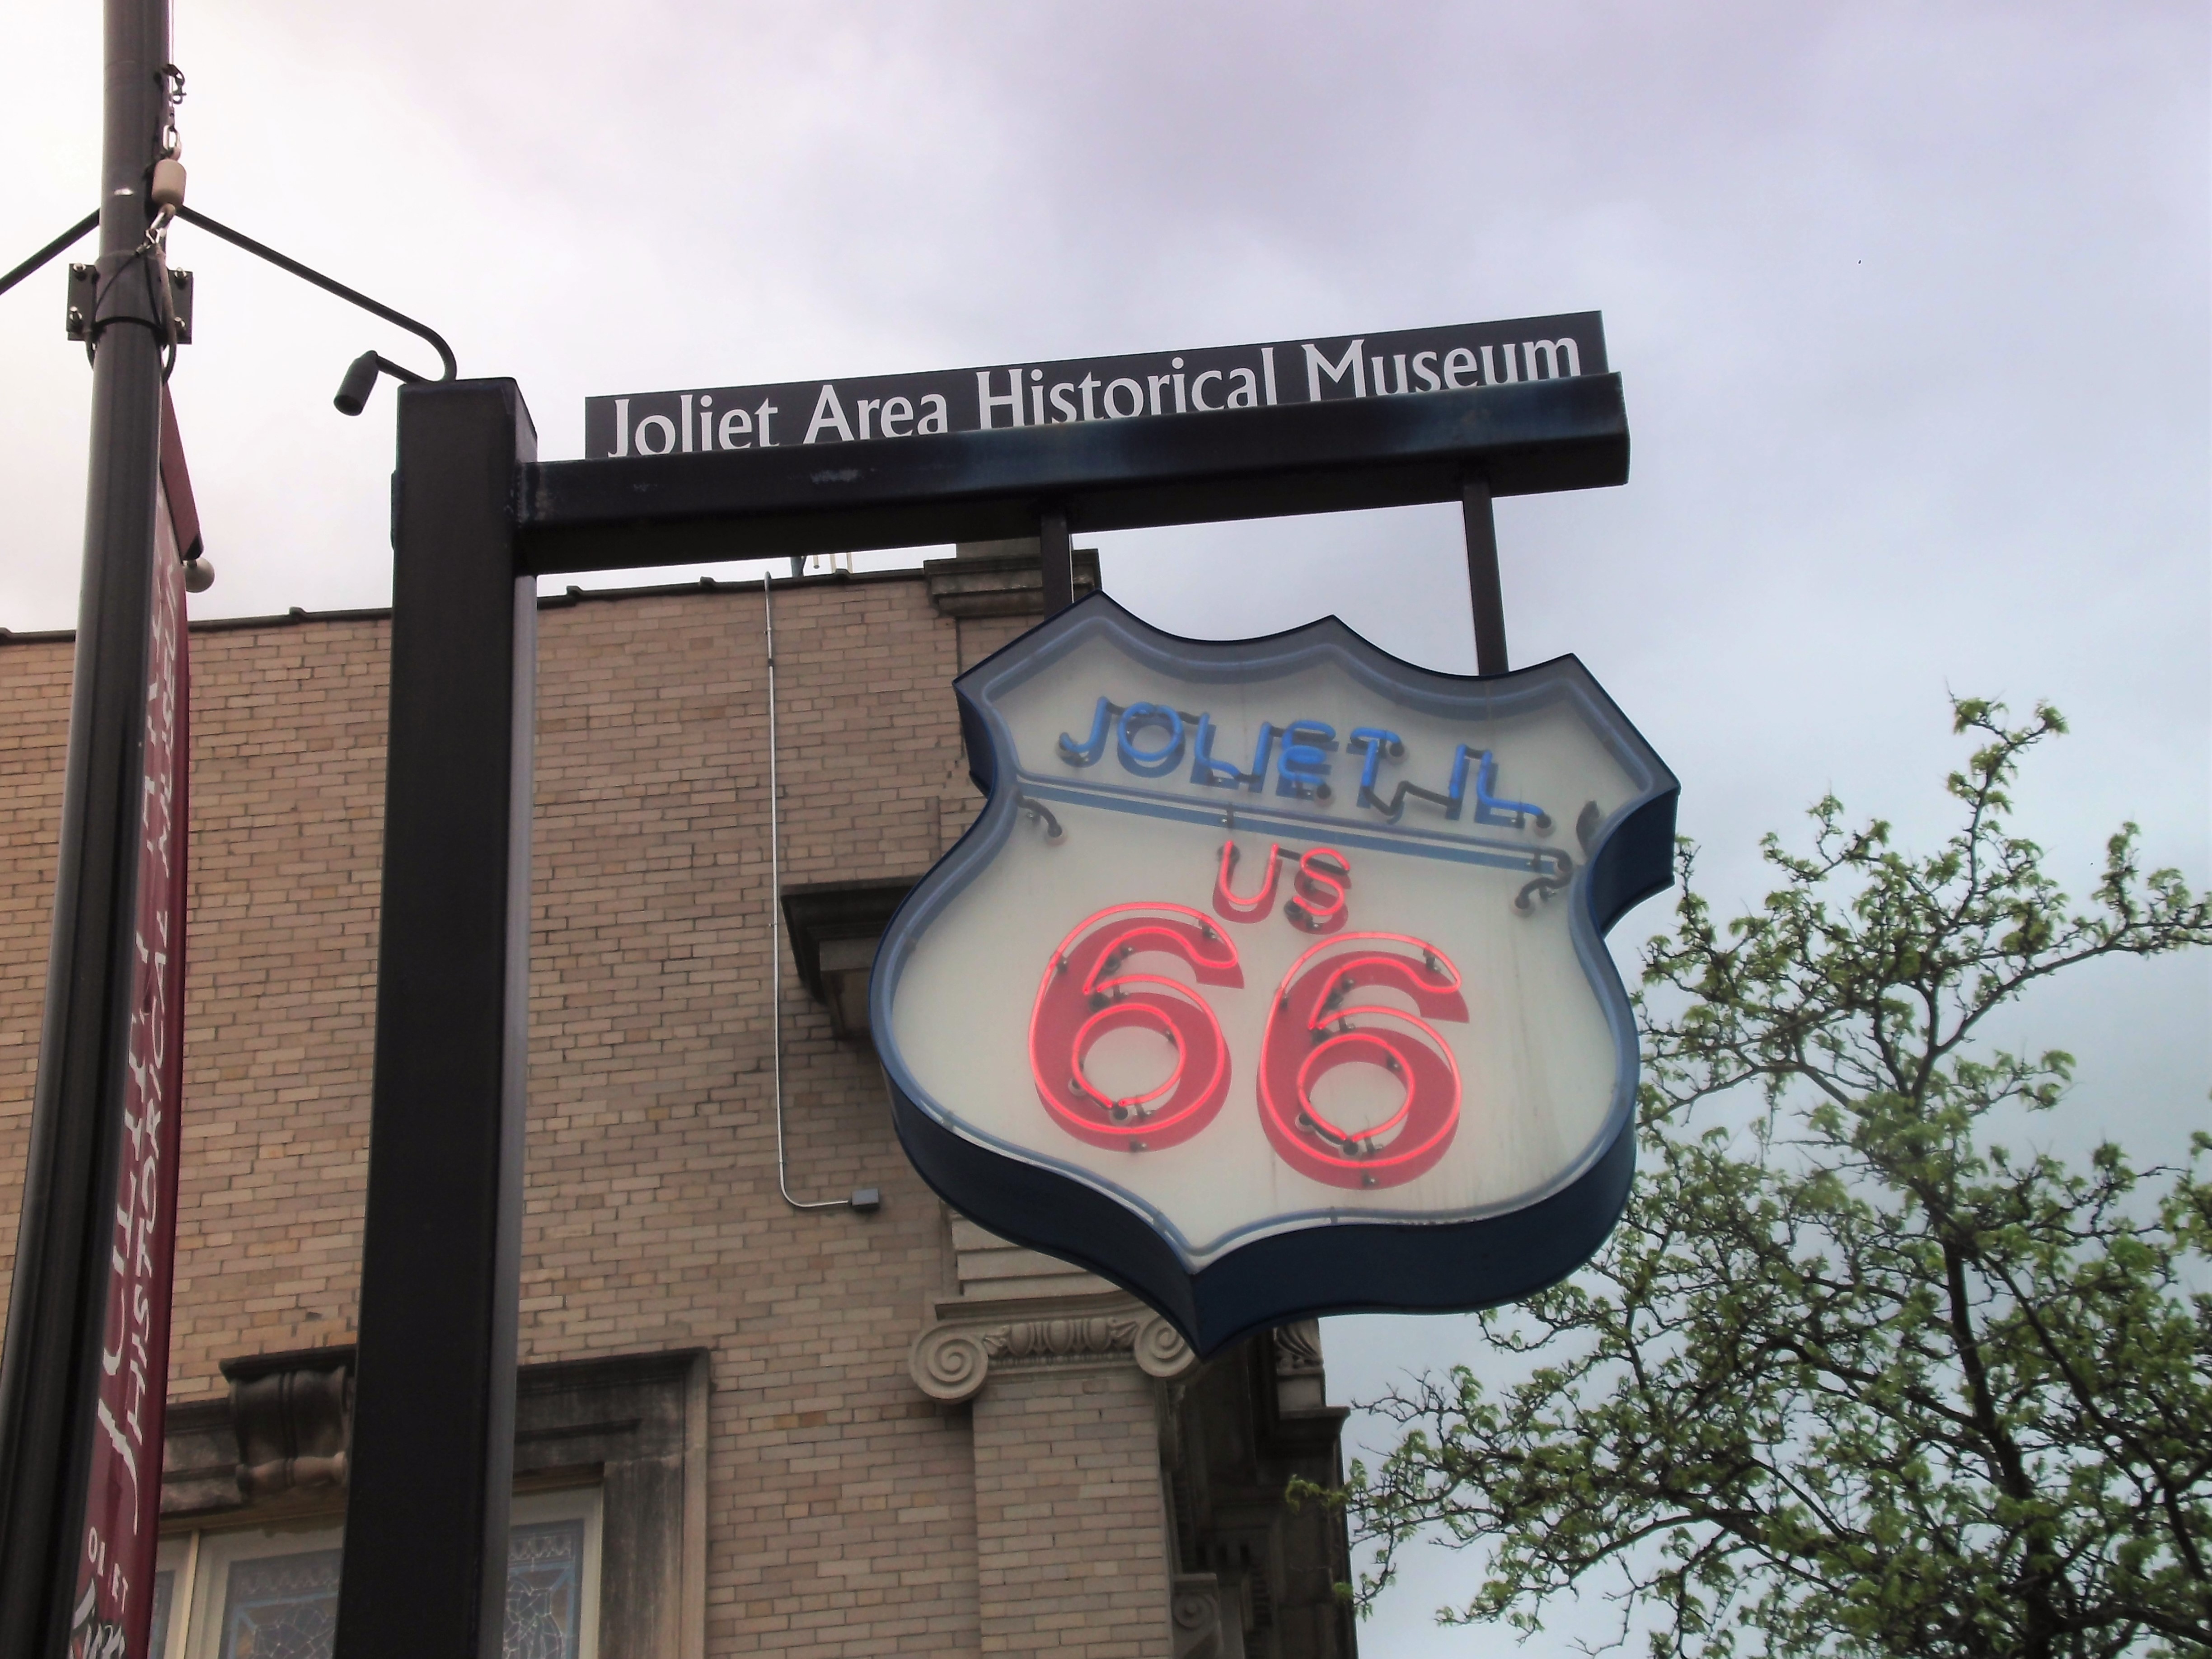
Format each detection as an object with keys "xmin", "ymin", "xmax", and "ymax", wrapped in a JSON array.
[
  {"xmin": 216, "ymin": 1547, "xmax": 343, "ymax": 1659},
  {"xmin": 151, "ymin": 1486, "xmax": 599, "ymax": 1659},
  {"xmin": 504, "ymin": 1520, "xmax": 588, "ymax": 1659}
]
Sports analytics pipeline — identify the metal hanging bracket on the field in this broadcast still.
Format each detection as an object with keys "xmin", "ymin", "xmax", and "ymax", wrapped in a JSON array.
[{"xmin": 171, "ymin": 205, "xmax": 454, "ymax": 383}]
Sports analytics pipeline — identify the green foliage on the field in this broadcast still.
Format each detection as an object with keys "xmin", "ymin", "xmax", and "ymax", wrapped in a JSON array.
[{"xmin": 1333, "ymin": 701, "xmax": 2212, "ymax": 1658}]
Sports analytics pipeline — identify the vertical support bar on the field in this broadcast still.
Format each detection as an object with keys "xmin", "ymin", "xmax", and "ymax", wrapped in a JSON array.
[
  {"xmin": 1461, "ymin": 474, "xmax": 1509, "ymax": 676},
  {"xmin": 1039, "ymin": 506, "xmax": 1074, "ymax": 617},
  {"xmin": 0, "ymin": 0, "xmax": 170, "ymax": 1644},
  {"xmin": 334, "ymin": 380, "xmax": 536, "ymax": 1659}
]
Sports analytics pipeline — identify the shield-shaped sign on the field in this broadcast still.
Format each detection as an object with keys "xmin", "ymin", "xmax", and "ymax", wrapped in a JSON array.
[{"xmin": 875, "ymin": 594, "xmax": 1678, "ymax": 1355}]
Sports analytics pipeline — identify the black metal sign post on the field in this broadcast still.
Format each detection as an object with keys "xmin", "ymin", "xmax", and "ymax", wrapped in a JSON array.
[
  {"xmin": 335, "ymin": 366, "xmax": 1626, "ymax": 1657},
  {"xmin": 1463, "ymin": 476, "xmax": 1510, "ymax": 673},
  {"xmin": 522, "ymin": 373, "xmax": 1624, "ymax": 568},
  {"xmin": 332, "ymin": 383, "xmax": 538, "ymax": 1659},
  {"xmin": 0, "ymin": 0, "xmax": 174, "ymax": 1645}
]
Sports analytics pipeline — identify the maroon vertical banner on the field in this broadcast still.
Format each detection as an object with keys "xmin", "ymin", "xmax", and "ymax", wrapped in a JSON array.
[{"xmin": 68, "ymin": 450, "xmax": 191, "ymax": 1659}]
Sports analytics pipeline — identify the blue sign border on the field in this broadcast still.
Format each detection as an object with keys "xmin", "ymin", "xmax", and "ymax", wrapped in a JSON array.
[{"xmin": 872, "ymin": 593, "xmax": 1678, "ymax": 1355}]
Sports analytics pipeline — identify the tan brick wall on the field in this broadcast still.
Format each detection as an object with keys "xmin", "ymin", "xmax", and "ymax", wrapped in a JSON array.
[
  {"xmin": 0, "ymin": 614, "xmax": 394, "ymax": 1377},
  {"xmin": 0, "ymin": 572, "xmax": 1056, "ymax": 1656},
  {"xmin": 956, "ymin": 613, "xmax": 1036, "ymax": 675},
  {"xmin": 973, "ymin": 1364, "xmax": 1172, "ymax": 1659},
  {"xmin": 0, "ymin": 632, "xmax": 72, "ymax": 1310},
  {"xmin": 527, "ymin": 578, "xmax": 980, "ymax": 1654}
]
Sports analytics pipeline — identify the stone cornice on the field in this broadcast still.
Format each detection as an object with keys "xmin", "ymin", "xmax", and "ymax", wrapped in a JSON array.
[
  {"xmin": 908, "ymin": 1291, "xmax": 1195, "ymax": 1403},
  {"xmin": 920, "ymin": 548, "xmax": 1101, "ymax": 619}
]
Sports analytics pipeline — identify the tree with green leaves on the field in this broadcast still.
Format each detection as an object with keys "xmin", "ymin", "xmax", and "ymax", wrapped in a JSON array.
[{"xmin": 1333, "ymin": 700, "xmax": 2212, "ymax": 1657}]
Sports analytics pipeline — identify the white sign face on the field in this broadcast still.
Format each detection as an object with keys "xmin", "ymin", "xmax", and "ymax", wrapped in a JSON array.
[
  {"xmin": 583, "ymin": 313, "xmax": 1605, "ymax": 458},
  {"xmin": 874, "ymin": 596, "xmax": 1677, "ymax": 1351}
]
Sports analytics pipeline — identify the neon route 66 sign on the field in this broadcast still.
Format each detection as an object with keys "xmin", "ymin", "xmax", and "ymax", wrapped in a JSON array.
[{"xmin": 875, "ymin": 595, "xmax": 1678, "ymax": 1355}]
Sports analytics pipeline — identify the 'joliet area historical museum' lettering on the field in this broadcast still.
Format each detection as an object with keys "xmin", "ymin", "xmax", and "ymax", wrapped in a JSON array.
[{"xmin": 588, "ymin": 312, "xmax": 1605, "ymax": 457}]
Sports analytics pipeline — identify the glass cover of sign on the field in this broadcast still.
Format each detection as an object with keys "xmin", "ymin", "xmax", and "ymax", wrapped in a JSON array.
[{"xmin": 876, "ymin": 595, "xmax": 1677, "ymax": 1353}]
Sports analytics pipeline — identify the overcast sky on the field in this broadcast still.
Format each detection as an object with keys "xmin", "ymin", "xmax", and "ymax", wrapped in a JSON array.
[{"xmin": 4, "ymin": 3, "xmax": 2207, "ymax": 1649}]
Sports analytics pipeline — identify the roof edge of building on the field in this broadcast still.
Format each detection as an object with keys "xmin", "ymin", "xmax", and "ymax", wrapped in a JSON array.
[{"xmin": 0, "ymin": 565, "xmax": 930, "ymax": 647}]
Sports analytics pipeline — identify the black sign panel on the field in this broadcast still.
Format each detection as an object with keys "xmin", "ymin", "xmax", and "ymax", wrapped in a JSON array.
[{"xmin": 583, "ymin": 313, "xmax": 1607, "ymax": 460}]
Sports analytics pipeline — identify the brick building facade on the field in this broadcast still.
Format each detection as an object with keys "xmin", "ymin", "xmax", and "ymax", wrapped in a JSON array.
[{"xmin": 0, "ymin": 544, "xmax": 1355, "ymax": 1659}]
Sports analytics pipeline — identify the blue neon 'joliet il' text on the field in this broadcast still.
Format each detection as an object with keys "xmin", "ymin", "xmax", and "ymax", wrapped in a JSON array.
[{"xmin": 1053, "ymin": 695, "xmax": 1547, "ymax": 830}]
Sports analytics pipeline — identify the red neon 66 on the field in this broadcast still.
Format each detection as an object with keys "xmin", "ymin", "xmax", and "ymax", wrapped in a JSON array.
[
  {"xmin": 1256, "ymin": 933, "xmax": 1467, "ymax": 1188},
  {"xmin": 1028, "ymin": 904, "xmax": 1243, "ymax": 1151},
  {"xmin": 1028, "ymin": 847, "xmax": 1469, "ymax": 1186}
]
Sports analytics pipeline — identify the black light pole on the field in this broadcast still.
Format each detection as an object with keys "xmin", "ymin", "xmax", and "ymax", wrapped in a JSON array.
[{"xmin": 0, "ymin": 0, "xmax": 174, "ymax": 1645}]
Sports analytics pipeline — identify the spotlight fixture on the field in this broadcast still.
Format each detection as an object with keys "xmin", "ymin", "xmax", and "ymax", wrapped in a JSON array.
[{"xmin": 334, "ymin": 350, "xmax": 426, "ymax": 417}]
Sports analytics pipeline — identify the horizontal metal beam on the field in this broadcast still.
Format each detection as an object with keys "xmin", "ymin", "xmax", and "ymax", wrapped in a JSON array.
[{"xmin": 516, "ymin": 374, "xmax": 1626, "ymax": 574}]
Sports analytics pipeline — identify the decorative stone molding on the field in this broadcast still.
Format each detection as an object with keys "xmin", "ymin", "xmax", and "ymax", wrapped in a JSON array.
[
  {"xmin": 1172, "ymin": 1572, "xmax": 1241, "ymax": 1659},
  {"xmin": 167, "ymin": 1347, "xmax": 711, "ymax": 1659},
  {"xmin": 921, "ymin": 545, "xmax": 1101, "ymax": 619},
  {"xmin": 1272, "ymin": 1319, "xmax": 1323, "ymax": 1376},
  {"xmin": 1271, "ymin": 1318, "xmax": 1328, "ymax": 1413},
  {"xmin": 779, "ymin": 877, "xmax": 915, "ymax": 1041},
  {"xmin": 909, "ymin": 1324, "xmax": 991, "ymax": 1403},
  {"xmin": 222, "ymin": 1346, "xmax": 353, "ymax": 1499},
  {"xmin": 1132, "ymin": 1313, "xmax": 1200, "ymax": 1380},
  {"xmin": 985, "ymin": 1313, "xmax": 1139, "ymax": 1364},
  {"xmin": 908, "ymin": 1298, "xmax": 1195, "ymax": 1403},
  {"xmin": 947, "ymin": 1211, "xmax": 1110, "ymax": 1302},
  {"xmin": 1162, "ymin": 1324, "xmax": 1354, "ymax": 1654}
]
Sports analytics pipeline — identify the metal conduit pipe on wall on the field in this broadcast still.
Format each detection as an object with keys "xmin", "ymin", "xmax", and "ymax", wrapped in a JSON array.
[{"xmin": 760, "ymin": 570, "xmax": 880, "ymax": 1214}]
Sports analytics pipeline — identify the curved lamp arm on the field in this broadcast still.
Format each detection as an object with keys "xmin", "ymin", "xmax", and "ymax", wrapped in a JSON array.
[{"xmin": 172, "ymin": 205, "xmax": 455, "ymax": 411}]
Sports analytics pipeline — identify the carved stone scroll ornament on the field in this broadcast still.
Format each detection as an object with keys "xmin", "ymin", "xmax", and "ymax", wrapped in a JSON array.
[
  {"xmin": 1132, "ymin": 1313, "xmax": 1200, "ymax": 1380},
  {"xmin": 1171, "ymin": 1573, "xmax": 1228, "ymax": 1659},
  {"xmin": 908, "ymin": 1307, "xmax": 1195, "ymax": 1403},
  {"xmin": 910, "ymin": 1326, "xmax": 991, "ymax": 1403}
]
